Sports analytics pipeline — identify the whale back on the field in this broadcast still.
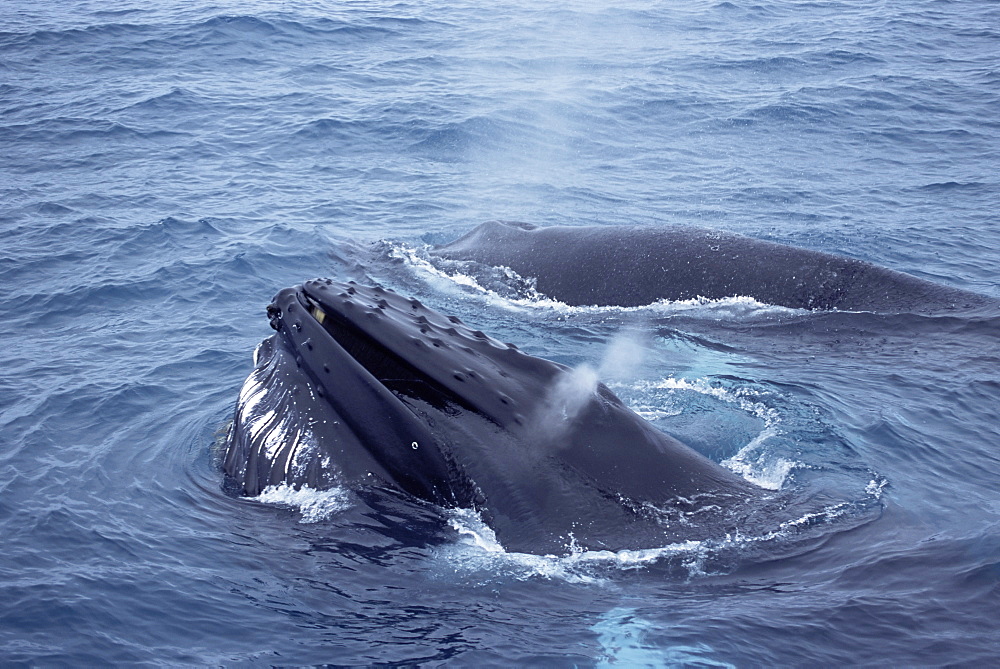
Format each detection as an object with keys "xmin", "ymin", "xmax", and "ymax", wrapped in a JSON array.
[{"xmin": 435, "ymin": 222, "xmax": 991, "ymax": 312}]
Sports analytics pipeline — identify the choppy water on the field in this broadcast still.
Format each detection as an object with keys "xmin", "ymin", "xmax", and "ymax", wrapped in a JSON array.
[{"xmin": 2, "ymin": 0, "xmax": 998, "ymax": 665}]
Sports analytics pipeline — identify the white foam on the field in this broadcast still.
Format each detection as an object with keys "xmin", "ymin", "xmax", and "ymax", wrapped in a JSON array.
[
  {"xmin": 720, "ymin": 425, "xmax": 795, "ymax": 491},
  {"xmin": 448, "ymin": 508, "xmax": 508, "ymax": 554},
  {"xmin": 387, "ymin": 243, "xmax": 520, "ymax": 298},
  {"xmin": 623, "ymin": 377, "xmax": 781, "ymax": 424},
  {"xmin": 442, "ymin": 508, "xmax": 716, "ymax": 583},
  {"xmin": 255, "ymin": 483, "xmax": 351, "ymax": 523},
  {"xmin": 631, "ymin": 406, "xmax": 684, "ymax": 420},
  {"xmin": 865, "ymin": 477, "xmax": 888, "ymax": 499}
]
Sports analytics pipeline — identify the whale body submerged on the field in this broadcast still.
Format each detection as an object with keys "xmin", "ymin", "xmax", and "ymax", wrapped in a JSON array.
[
  {"xmin": 432, "ymin": 221, "xmax": 993, "ymax": 312},
  {"xmin": 223, "ymin": 279, "xmax": 758, "ymax": 554}
]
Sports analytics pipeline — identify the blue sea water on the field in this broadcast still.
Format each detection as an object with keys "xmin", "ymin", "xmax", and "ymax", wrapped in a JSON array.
[{"xmin": 2, "ymin": 0, "xmax": 999, "ymax": 665}]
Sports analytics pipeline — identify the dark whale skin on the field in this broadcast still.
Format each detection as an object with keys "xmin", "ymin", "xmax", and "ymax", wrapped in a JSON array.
[
  {"xmin": 433, "ymin": 221, "xmax": 994, "ymax": 312},
  {"xmin": 224, "ymin": 279, "xmax": 758, "ymax": 554}
]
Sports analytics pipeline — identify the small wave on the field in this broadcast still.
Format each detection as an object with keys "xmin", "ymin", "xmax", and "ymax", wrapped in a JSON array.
[
  {"xmin": 809, "ymin": 48, "xmax": 886, "ymax": 67},
  {"xmin": 161, "ymin": 14, "xmax": 397, "ymax": 53},
  {"xmin": 0, "ymin": 118, "xmax": 183, "ymax": 145},
  {"xmin": 199, "ymin": 15, "xmax": 282, "ymax": 35},
  {"xmin": 737, "ymin": 101, "xmax": 843, "ymax": 126},
  {"xmin": 915, "ymin": 181, "xmax": 990, "ymax": 193},
  {"xmin": 254, "ymin": 483, "xmax": 351, "ymax": 523},
  {"xmin": 27, "ymin": 201, "xmax": 77, "ymax": 216},
  {"xmin": 118, "ymin": 87, "xmax": 206, "ymax": 114},
  {"xmin": 408, "ymin": 115, "xmax": 536, "ymax": 157},
  {"xmin": 291, "ymin": 117, "xmax": 360, "ymax": 140},
  {"xmin": 191, "ymin": 14, "xmax": 399, "ymax": 41},
  {"xmin": 0, "ymin": 22, "xmax": 155, "ymax": 50}
]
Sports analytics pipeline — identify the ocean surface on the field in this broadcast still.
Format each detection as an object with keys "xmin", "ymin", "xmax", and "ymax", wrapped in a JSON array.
[{"xmin": 2, "ymin": 0, "xmax": 998, "ymax": 665}]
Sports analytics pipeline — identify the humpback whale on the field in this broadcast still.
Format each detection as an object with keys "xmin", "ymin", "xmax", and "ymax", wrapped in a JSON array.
[
  {"xmin": 433, "ymin": 221, "xmax": 993, "ymax": 312},
  {"xmin": 224, "ymin": 280, "xmax": 758, "ymax": 554}
]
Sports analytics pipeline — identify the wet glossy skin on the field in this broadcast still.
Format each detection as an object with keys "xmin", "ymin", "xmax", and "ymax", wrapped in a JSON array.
[
  {"xmin": 434, "ymin": 222, "xmax": 994, "ymax": 312},
  {"xmin": 224, "ymin": 280, "xmax": 758, "ymax": 554}
]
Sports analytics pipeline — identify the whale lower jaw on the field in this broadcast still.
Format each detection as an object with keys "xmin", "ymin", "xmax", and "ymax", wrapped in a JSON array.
[{"xmin": 223, "ymin": 336, "xmax": 387, "ymax": 496}]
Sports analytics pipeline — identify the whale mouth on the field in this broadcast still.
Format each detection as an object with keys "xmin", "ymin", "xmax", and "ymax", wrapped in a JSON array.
[
  {"xmin": 230, "ymin": 280, "xmax": 479, "ymax": 506},
  {"xmin": 302, "ymin": 292, "xmax": 417, "ymax": 389},
  {"xmin": 288, "ymin": 283, "xmax": 469, "ymax": 411},
  {"xmin": 268, "ymin": 279, "xmax": 565, "ymax": 438}
]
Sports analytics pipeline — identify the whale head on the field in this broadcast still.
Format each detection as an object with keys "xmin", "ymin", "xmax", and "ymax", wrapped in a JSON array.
[{"xmin": 224, "ymin": 279, "xmax": 756, "ymax": 553}]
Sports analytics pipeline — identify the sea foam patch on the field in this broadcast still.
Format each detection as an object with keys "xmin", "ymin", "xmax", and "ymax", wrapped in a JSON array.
[
  {"xmin": 255, "ymin": 483, "xmax": 351, "ymax": 523},
  {"xmin": 441, "ymin": 507, "xmax": 711, "ymax": 584}
]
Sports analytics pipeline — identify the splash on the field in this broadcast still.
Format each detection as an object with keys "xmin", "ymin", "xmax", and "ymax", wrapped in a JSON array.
[
  {"xmin": 254, "ymin": 483, "xmax": 351, "ymax": 523},
  {"xmin": 721, "ymin": 426, "xmax": 795, "ymax": 490},
  {"xmin": 441, "ymin": 508, "xmax": 711, "ymax": 584}
]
